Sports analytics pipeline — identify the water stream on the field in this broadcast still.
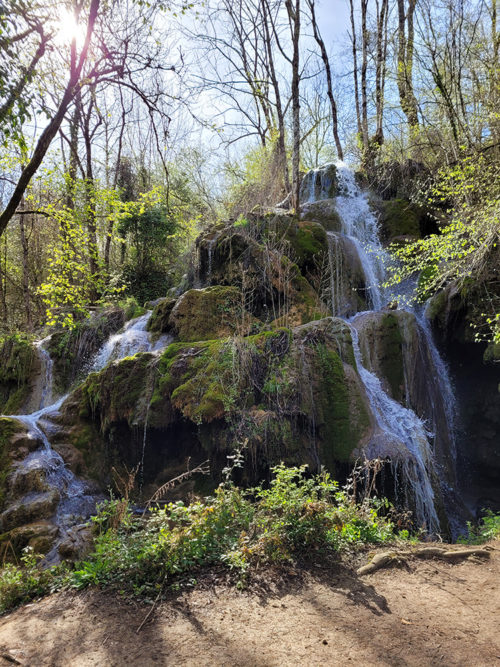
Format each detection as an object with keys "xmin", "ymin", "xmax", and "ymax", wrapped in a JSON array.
[
  {"xmin": 1, "ymin": 311, "xmax": 173, "ymax": 560},
  {"xmin": 305, "ymin": 162, "xmax": 460, "ymax": 533}
]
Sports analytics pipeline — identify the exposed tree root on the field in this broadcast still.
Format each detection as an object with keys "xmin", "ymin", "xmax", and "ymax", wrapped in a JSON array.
[{"xmin": 357, "ymin": 547, "xmax": 491, "ymax": 576}]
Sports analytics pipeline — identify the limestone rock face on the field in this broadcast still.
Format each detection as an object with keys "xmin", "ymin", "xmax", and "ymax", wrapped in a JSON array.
[
  {"xmin": 0, "ymin": 489, "xmax": 60, "ymax": 532},
  {"xmin": 299, "ymin": 200, "xmax": 342, "ymax": 231},
  {"xmin": 0, "ymin": 337, "xmax": 40, "ymax": 414},
  {"xmin": 196, "ymin": 226, "xmax": 325, "ymax": 326},
  {"xmin": 169, "ymin": 287, "xmax": 258, "ymax": 341},
  {"xmin": 58, "ymin": 317, "xmax": 375, "ymax": 494}
]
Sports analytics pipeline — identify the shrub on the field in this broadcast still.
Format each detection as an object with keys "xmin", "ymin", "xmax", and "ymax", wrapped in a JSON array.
[{"xmin": 0, "ymin": 465, "xmax": 403, "ymax": 611}]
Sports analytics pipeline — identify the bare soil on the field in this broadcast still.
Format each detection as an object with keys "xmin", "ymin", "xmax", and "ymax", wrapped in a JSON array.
[{"xmin": 0, "ymin": 543, "xmax": 499, "ymax": 666}]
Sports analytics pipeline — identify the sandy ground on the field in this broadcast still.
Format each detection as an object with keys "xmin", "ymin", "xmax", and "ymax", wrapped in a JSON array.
[{"xmin": 0, "ymin": 544, "xmax": 499, "ymax": 666}]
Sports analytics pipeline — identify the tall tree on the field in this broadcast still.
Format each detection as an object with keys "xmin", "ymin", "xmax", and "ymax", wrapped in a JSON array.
[
  {"xmin": 0, "ymin": 0, "xmax": 101, "ymax": 237},
  {"xmin": 285, "ymin": 0, "xmax": 301, "ymax": 210},
  {"xmin": 397, "ymin": 0, "xmax": 420, "ymax": 132},
  {"xmin": 306, "ymin": 0, "xmax": 344, "ymax": 161}
]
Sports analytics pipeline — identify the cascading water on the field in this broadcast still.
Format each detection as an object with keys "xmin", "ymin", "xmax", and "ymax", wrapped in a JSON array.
[
  {"xmin": 92, "ymin": 311, "xmax": 171, "ymax": 372},
  {"xmin": 1, "ymin": 310, "xmax": 173, "ymax": 561},
  {"xmin": 299, "ymin": 163, "xmax": 338, "ymax": 203},
  {"xmin": 35, "ymin": 338, "xmax": 54, "ymax": 410},
  {"xmin": 312, "ymin": 161, "xmax": 460, "ymax": 533},
  {"xmin": 350, "ymin": 327, "xmax": 440, "ymax": 532}
]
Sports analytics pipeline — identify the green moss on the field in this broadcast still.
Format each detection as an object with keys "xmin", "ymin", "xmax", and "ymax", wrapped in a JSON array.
[
  {"xmin": 378, "ymin": 313, "xmax": 404, "ymax": 400},
  {"xmin": 147, "ymin": 298, "xmax": 177, "ymax": 336},
  {"xmin": 0, "ymin": 335, "xmax": 37, "ymax": 414},
  {"xmin": 379, "ymin": 198, "xmax": 420, "ymax": 240},
  {"xmin": 170, "ymin": 286, "xmax": 256, "ymax": 342},
  {"xmin": 79, "ymin": 353, "xmax": 154, "ymax": 431},
  {"xmin": 484, "ymin": 342, "xmax": 500, "ymax": 364},
  {"xmin": 426, "ymin": 290, "xmax": 448, "ymax": 324},
  {"xmin": 314, "ymin": 345, "xmax": 356, "ymax": 466}
]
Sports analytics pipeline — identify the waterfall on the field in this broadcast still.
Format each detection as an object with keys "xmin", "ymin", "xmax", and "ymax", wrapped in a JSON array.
[
  {"xmin": 1, "ymin": 309, "xmax": 173, "ymax": 561},
  {"xmin": 92, "ymin": 311, "xmax": 171, "ymax": 372},
  {"xmin": 335, "ymin": 164, "xmax": 387, "ymax": 311},
  {"xmin": 35, "ymin": 338, "xmax": 54, "ymax": 410},
  {"xmin": 308, "ymin": 161, "xmax": 460, "ymax": 533},
  {"xmin": 350, "ymin": 327, "xmax": 440, "ymax": 532},
  {"xmin": 299, "ymin": 163, "xmax": 338, "ymax": 203}
]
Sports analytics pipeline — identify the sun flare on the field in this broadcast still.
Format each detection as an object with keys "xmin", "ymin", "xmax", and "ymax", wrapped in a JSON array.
[{"xmin": 54, "ymin": 9, "xmax": 86, "ymax": 47}]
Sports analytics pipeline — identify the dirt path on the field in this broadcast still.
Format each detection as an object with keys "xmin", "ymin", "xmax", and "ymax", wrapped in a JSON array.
[{"xmin": 0, "ymin": 545, "xmax": 499, "ymax": 666}]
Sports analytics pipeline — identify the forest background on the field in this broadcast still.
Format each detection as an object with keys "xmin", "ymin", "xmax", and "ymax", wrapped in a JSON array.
[{"xmin": 0, "ymin": 0, "xmax": 498, "ymax": 342}]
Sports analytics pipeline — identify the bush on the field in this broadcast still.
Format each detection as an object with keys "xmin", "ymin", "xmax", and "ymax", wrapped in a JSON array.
[
  {"xmin": 458, "ymin": 510, "xmax": 500, "ymax": 545},
  {"xmin": 69, "ymin": 465, "xmax": 397, "ymax": 595},
  {"xmin": 0, "ymin": 465, "xmax": 403, "ymax": 611},
  {"xmin": 0, "ymin": 548, "xmax": 64, "ymax": 614}
]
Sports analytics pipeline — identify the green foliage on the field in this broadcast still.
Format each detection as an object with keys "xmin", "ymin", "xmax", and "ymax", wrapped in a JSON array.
[
  {"xmin": 0, "ymin": 547, "xmax": 64, "ymax": 614},
  {"xmin": 118, "ymin": 204, "xmax": 177, "ymax": 272},
  {"xmin": 0, "ymin": 465, "xmax": 406, "ymax": 611},
  {"xmin": 458, "ymin": 510, "xmax": 500, "ymax": 545},
  {"xmin": 66, "ymin": 465, "xmax": 397, "ymax": 595},
  {"xmin": 385, "ymin": 154, "xmax": 500, "ymax": 342}
]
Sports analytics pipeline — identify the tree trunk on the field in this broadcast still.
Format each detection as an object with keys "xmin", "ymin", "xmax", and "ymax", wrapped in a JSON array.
[
  {"xmin": 286, "ymin": 0, "xmax": 301, "ymax": 211},
  {"xmin": 397, "ymin": 0, "xmax": 420, "ymax": 131},
  {"xmin": 262, "ymin": 0, "xmax": 290, "ymax": 191},
  {"xmin": 0, "ymin": 0, "xmax": 100, "ymax": 238},
  {"xmin": 307, "ymin": 0, "xmax": 344, "ymax": 161},
  {"xmin": 349, "ymin": 0, "xmax": 363, "ymax": 140},
  {"xmin": 19, "ymin": 205, "xmax": 32, "ymax": 330}
]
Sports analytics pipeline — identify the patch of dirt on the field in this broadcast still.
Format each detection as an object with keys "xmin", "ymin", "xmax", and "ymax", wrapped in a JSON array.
[{"xmin": 0, "ymin": 544, "xmax": 499, "ymax": 666}]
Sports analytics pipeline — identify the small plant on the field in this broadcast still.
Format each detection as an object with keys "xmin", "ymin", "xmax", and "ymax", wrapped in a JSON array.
[
  {"xmin": 458, "ymin": 510, "xmax": 500, "ymax": 545},
  {"xmin": 0, "ymin": 548, "xmax": 65, "ymax": 613}
]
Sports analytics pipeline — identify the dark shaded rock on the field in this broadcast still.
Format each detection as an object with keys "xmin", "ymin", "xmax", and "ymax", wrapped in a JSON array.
[
  {"xmin": 0, "ymin": 336, "xmax": 40, "ymax": 414},
  {"xmin": 147, "ymin": 298, "xmax": 177, "ymax": 336},
  {"xmin": 0, "ymin": 489, "xmax": 60, "ymax": 531},
  {"xmin": 0, "ymin": 520, "xmax": 59, "ymax": 557}
]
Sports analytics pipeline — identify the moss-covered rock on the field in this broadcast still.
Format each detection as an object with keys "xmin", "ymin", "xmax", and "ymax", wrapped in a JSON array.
[
  {"xmin": 196, "ymin": 227, "xmax": 325, "ymax": 325},
  {"xmin": 299, "ymin": 200, "xmax": 342, "ymax": 231},
  {"xmin": 353, "ymin": 310, "xmax": 410, "ymax": 402},
  {"xmin": 0, "ymin": 418, "xmax": 33, "ymax": 510},
  {"xmin": 484, "ymin": 342, "xmax": 500, "ymax": 364},
  {"xmin": 0, "ymin": 335, "xmax": 40, "ymax": 414},
  {"xmin": 47, "ymin": 307, "xmax": 126, "ymax": 394},
  {"xmin": 147, "ymin": 298, "xmax": 177, "ymax": 336},
  {"xmin": 61, "ymin": 317, "xmax": 376, "ymax": 490},
  {"xmin": 169, "ymin": 286, "xmax": 258, "ymax": 341},
  {"xmin": 375, "ymin": 198, "xmax": 422, "ymax": 242}
]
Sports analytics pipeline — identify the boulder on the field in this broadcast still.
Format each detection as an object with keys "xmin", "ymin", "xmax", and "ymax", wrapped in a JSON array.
[
  {"xmin": 299, "ymin": 199, "xmax": 342, "ymax": 231},
  {"xmin": 169, "ymin": 286, "xmax": 258, "ymax": 341},
  {"xmin": 0, "ymin": 489, "xmax": 60, "ymax": 531}
]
